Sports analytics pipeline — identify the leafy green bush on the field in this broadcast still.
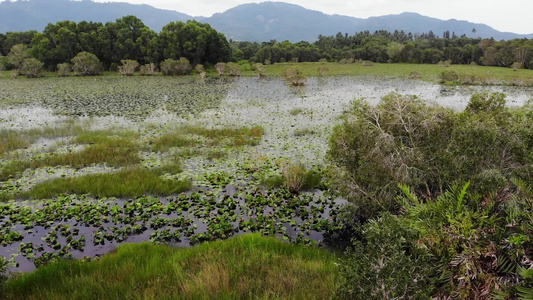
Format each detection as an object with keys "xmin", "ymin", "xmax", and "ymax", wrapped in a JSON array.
[
  {"xmin": 328, "ymin": 92, "xmax": 532, "ymax": 219},
  {"xmin": 161, "ymin": 57, "xmax": 191, "ymax": 76},
  {"xmin": 71, "ymin": 52, "xmax": 102, "ymax": 76},
  {"xmin": 440, "ymin": 70, "xmax": 459, "ymax": 83},
  {"xmin": 118, "ymin": 59, "xmax": 139, "ymax": 76},
  {"xmin": 19, "ymin": 58, "xmax": 44, "ymax": 78},
  {"xmin": 56, "ymin": 63, "xmax": 71, "ymax": 77},
  {"xmin": 337, "ymin": 213, "xmax": 434, "ymax": 299}
]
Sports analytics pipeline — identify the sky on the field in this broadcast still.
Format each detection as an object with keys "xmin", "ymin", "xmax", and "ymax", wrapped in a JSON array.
[{"xmin": 89, "ymin": 0, "xmax": 533, "ymax": 34}]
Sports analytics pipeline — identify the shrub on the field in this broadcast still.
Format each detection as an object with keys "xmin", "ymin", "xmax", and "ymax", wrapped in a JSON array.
[
  {"xmin": 226, "ymin": 62, "xmax": 241, "ymax": 76},
  {"xmin": 337, "ymin": 213, "xmax": 434, "ymax": 299},
  {"xmin": 118, "ymin": 60, "xmax": 139, "ymax": 76},
  {"xmin": 7, "ymin": 44, "xmax": 29, "ymax": 70},
  {"xmin": 284, "ymin": 68, "xmax": 306, "ymax": 86},
  {"xmin": 254, "ymin": 63, "xmax": 265, "ymax": 77},
  {"xmin": 215, "ymin": 62, "xmax": 226, "ymax": 76},
  {"xmin": 318, "ymin": 66, "xmax": 329, "ymax": 76},
  {"xmin": 57, "ymin": 63, "xmax": 71, "ymax": 77},
  {"xmin": 362, "ymin": 60, "xmax": 374, "ymax": 66},
  {"xmin": 512, "ymin": 62, "xmax": 523, "ymax": 71},
  {"xmin": 328, "ymin": 92, "xmax": 533, "ymax": 219},
  {"xmin": 440, "ymin": 70, "xmax": 459, "ymax": 83},
  {"xmin": 139, "ymin": 63, "xmax": 157, "ymax": 76},
  {"xmin": 71, "ymin": 52, "xmax": 102, "ymax": 76},
  {"xmin": 19, "ymin": 58, "xmax": 44, "ymax": 78},
  {"xmin": 161, "ymin": 58, "xmax": 191, "ymax": 76}
]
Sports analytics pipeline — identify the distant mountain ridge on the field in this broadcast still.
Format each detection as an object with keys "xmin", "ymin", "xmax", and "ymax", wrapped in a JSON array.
[{"xmin": 1, "ymin": 0, "xmax": 531, "ymax": 41}]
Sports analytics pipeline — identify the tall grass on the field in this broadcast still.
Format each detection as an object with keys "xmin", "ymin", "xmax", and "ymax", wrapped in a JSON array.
[
  {"xmin": 24, "ymin": 167, "xmax": 191, "ymax": 199},
  {"xmin": 2, "ymin": 234, "xmax": 340, "ymax": 299},
  {"xmin": 0, "ymin": 135, "xmax": 140, "ymax": 180},
  {"xmin": 0, "ymin": 123, "xmax": 84, "ymax": 157},
  {"xmin": 238, "ymin": 62, "xmax": 533, "ymax": 85},
  {"xmin": 152, "ymin": 125, "xmax": 265, "ymax": 151}
]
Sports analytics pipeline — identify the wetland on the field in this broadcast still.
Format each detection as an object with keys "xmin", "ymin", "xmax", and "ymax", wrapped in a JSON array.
[{"xmin": 0, "ymin": 74, "xmax": 532, "ymax": 274}]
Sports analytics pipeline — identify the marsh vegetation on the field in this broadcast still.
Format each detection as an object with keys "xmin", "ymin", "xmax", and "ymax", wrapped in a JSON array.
[{"xmin": 0, "ymin": 70, "xmax": 532, "ymax": 299}]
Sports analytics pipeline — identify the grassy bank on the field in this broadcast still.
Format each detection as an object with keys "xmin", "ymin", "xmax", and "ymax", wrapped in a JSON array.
[{"xmin": 2, "ymin": 234, "xmax": 341, "ymax": 300}]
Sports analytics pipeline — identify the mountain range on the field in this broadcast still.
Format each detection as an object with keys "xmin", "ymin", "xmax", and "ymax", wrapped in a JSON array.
[{"xmin": 1, "ymin": 0, "xmax": 531, "ymax": 42}]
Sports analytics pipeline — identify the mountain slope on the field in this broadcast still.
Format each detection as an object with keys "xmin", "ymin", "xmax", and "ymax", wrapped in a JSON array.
[
  {"xmin": 0, "ymin": 0, "xmax": 192, "ymax": 32},
  {"xmin": 0, "ymin": 0, "xmax": 531, "ymax": 42},
  {"xmin": 206, "ymin": 3, "xmax": 533, "ymax": 42}
]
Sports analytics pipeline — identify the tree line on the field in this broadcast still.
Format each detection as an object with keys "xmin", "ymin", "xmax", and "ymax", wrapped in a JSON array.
[
  {"xmin": 234, "ymin": 30, "xmax": 533, "ymax": 69},
  {"xmin": 1, "ymin": 16, "xmax": 532, "ymax": 73},
  {"xmin": 0, "ymin": 16, "xmax": 231, "ymax": 71}
]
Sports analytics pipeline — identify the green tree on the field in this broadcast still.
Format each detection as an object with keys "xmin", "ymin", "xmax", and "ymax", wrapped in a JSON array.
[
  {"xmin": 7, "ymin": 44, "xmax": 30, "ymax": 70},
  {"xmin": 71, "ymin": 51, "xmax": 102, "ymax": 75},
  {"xmin": 160, "ymin": 20, "xmax": 230, "ymax": 65}
]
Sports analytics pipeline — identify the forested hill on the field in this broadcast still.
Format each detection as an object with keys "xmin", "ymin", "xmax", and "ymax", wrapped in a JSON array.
[
  {"xmin": 1, "ymin": 0, "xmax": 532, "ymax": 41},
  {"xmin": 0, "ymin": 0, "xmax": 192, "ymax": 33}
]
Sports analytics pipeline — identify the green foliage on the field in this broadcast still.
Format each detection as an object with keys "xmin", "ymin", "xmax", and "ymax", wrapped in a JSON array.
[
  {"xmin": 397, "ymin": 182, "xmax": 533, "ymax": 298},
  {"xmin": 160, "ymin": 57, "xmax": 191, "ymax": 76},
  {"xmin": 56, "ymin": 63, "xmax": 71, "ymax": 77},
  {"xmin": 337, "ymin": 213, "xmax": 434, "ymax": 299},
  {"xmin": 2, "ymin": 234, "xmax": 339, "ymax": 300},
  {"xmin": 25, "ymin": 167, "xmax": 191, "ymax": 199},
  {"xmin": 139, "ymin": 62, "xmax": 157, "ymax": 75},
  {"xmin": 19, "ymin": 58, "xmax": 44, "ymax": 78},
  {"xmin": 71, "ymin": 52, "xmax": 102, "ymax": 76},
  {"xmin": 440, "ymin": 69, "xmax": 459, "ymax": 83},
  {"xmin": 226, "ymin": 62, "xmax": 241, "ymax": 76},
  {"xmin": 160, "ymin": 20, "xmax": 231, "ymax": 65},
  {"xmin": 6, "ymin": 44, "xmax": 29, "ymax": 70},
  {"xmin": 328, "ymin": 92, "xmax": 533, "ymax": 219},
  {"xmin": 117, "ymin": 59, "xmax": 139, "ymax": 76}
]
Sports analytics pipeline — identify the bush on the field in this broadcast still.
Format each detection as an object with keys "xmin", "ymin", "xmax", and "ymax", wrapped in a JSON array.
[
  {"xmin": 19, "ymin": 58, "xmax": 44, "ymax": 78},
  {"xmin": 57, "ymin": 63, "xmax": 71, "ymax": 77},
  {"xmin": 71, "ymin": 52, "xmax": 102, "ymax": 76},
  {"xmin": 161, "ymin": 58, "xmax": 191, "ymax": 76},
  {"xmin": 318, "ymin": 66, "xmax": 329, "ymax": 76},
  {"xmin": 139, "ymin": 63, "xmax": 157, "ymax": 76},
  {"xmin": 337, "ymin": 213, "xmax": 434, "ymax": 299},
  {"xmin": 440, "ymin": 70, "xmax": 459, "ymax": 83},
  {"xmin": 328, "ymin": 92, "xmax": 533, "ymax": 219},
  {"xmin": 215, "ymin": 62, "xmax": 226, "ymax": 76},
  {"xmin": 284, "ymin": 68, "xmax": 306, "ymax": 86},
  {"xmin": 118, "ymin": 60, "xmax": 139, "ymax": 76},
  {"xmin": 254, "ymin": 63, "xmax": 265, "ymax": 77},
  {"xmin": 226, "ymin": 62, "xmax": 241, "ymax": 76}
]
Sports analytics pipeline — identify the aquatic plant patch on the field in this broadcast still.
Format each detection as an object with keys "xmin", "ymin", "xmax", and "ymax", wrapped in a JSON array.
[{"xmin": 0, "ymin": 190, "xmax": 345, "ymax": 272}]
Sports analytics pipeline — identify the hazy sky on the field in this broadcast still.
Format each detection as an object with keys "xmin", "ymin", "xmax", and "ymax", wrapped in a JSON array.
[{"xmin": 89, "ymin": 0, "xmax": 533, "ymax": 34}]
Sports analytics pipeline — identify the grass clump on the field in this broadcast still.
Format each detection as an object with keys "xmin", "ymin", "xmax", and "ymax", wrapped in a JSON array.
[
  {"xmin": 2, "ymin": 234, "xmax": 340, "ymax": 300},
  {"xmin": 289, "ymin": 107, "xmax": 305, "ymax": 115},
  {"xmin": 151, "ymin": 133, "xmax": 198, "ymax": 152},
  {"xmin": 264, "ymin": 164, "xmax": 323, "ymax": 192},
  {"xmin": 0, "ymin": 131, "xmax": 140, "ymax": 180},
  {"xmin": 24, "ymin": 167, "xmax": 191, "ymax": 199}
]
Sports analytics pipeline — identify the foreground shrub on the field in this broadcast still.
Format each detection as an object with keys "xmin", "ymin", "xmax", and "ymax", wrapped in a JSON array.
[
  {"xmin": 337, "ymin": 213, "xmax": 434, "ymax": 299},
  {"xmin": 71, "ymin": 52, "xmax": 102, "ymax": 76},
  {"xmin": 328, "ymin": 92, "xmax": 532, "ymax": 219},
  {"xmin": 340, "ymin": 182, "xmax": 533, "ymax": 299},
  {"xmin": 161, "ymin": 58, "xmax": 191, "ymax": 76}
]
